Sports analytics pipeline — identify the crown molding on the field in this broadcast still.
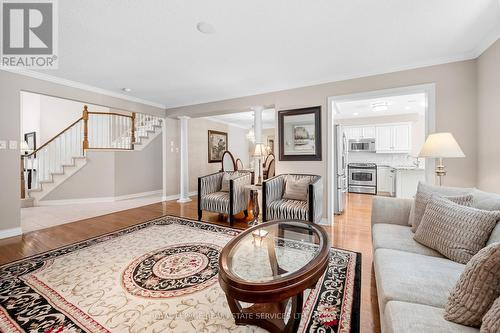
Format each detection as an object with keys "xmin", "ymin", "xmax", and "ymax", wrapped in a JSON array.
[
  {"xmin": 204, "ymin": 116, "xmax": 251, "ymax": 129},
  {"xmin": 471, "ymin": 23, "xmax": 500, "ymax": 58},
  {"xmin": 0, "ymin": 67, "xmax": 167, "ymax": 109}
]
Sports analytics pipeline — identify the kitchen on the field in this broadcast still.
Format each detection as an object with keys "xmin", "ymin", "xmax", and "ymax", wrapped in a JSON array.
[{"xmin": 333, "ymin": 93, "xmax": 427, "ymax": 214}]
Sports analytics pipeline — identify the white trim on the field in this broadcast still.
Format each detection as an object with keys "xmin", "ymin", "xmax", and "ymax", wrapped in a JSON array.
[
  {"xmin": 37, "ymin": 190, "xmax": 163, "ymax": 206},
  {"xmin": 0, "ymin": 227, "xmax": 23, "ymax": 239},
  {"xmin": 204, "ymin": 116, "xmax": 250, "ymax": 129},
  {"xmin": 326, "ymin": 84, "xmax": 436, "ymax": 224},
  {"xmin": 162, "ymin": 191, "xmax": 197, "ymax": 202},
  {"xmin": 0, "ymin": 68, "xmax": 167, "ymax": 109},
  {"xmin": 317, "ymin": 218, "xmax": 330, "ymax": 226}
]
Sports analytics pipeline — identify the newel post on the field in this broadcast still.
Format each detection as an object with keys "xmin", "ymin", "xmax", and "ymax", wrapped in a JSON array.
[
  {"xmin": 82, "ymin": 105, "xmax": 89, "ymax": 153},
  {"xmin": 131, "ymin": 112, "xmax": 136, "ymax": 149}
]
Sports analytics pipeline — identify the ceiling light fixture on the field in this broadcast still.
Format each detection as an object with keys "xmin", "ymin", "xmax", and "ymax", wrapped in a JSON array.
[
  {"xmin": 405, "ymin": 106, "xmax": 411, "ymax": 110},
  {"xmin": 353, "ymin": 112, "xmax": 359, "ymax": 116},
  {"xmin": 371, "ymin": 101, "xmax": 388, "ymax": 112},
  {"xmin": 122, "ymin": 88, "xmax": 131, "ymax": 92},
  {"xmin": 196, "ymin": 22, "xmax": 215, "ymax": 34}
]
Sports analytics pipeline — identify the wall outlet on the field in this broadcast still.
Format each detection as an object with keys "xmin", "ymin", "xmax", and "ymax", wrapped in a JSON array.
[
  {"xmin": 9, "ymin": 140, "xmax": 18, "ymax": 150},
  {"xmin": 0, "ymin": 141, "xmax": 6, "ymax": 149}
]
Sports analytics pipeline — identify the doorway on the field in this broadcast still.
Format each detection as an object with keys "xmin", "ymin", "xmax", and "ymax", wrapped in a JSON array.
[{"xmin": 327, "ymin": 84, "xmax": 436, "ymax": 224}]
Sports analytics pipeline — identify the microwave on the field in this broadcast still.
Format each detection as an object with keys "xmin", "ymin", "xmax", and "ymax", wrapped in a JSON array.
[{"xmin": 348, "ymin": 139, "xmax": 376, "ymax": 152}]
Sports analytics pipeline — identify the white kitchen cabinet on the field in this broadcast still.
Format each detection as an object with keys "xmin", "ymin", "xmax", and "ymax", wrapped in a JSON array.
[
  {"xmin": 375, "ymin": 123, "xmax": 411, "ymax": 153},
  {"xmin": 377, "ymin": 166, "xmax": 395, "ymax": 195},
  {"xmin": 344, "ymin": 126, "xmax": 376, "ymax": 140},
  {"xmin": 395, "ymin": 168, "xmax": 425, "ymax": 199}
]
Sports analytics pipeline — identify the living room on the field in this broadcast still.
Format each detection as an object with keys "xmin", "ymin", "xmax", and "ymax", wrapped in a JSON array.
[{"xmin": 0, "ymin": 1, "xmax": 499, "ymax": 333}]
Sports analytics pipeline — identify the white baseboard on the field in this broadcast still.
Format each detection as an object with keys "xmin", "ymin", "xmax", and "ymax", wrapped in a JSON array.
[
  {"xmin": 37, "ymin": 190, "xmax": 163, "ymax": 206},
  {"xmin": 0, "ymin": 227, "xmax": 22, "ymax": 239},
  {"xmin": 318, "ymin": 217, "xmax": 331, "ymax": 226},
  {"xmin": 162, "ymin": 191, "xmax": 197, "ymax": 202}
]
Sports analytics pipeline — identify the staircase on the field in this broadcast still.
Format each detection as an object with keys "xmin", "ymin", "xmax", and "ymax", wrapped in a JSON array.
[{"xmin": 21, "ymin": 107, "xmax": 163, "ymax": 205}]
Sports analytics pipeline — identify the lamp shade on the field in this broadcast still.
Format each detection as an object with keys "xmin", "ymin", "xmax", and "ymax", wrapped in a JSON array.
[
  {"xmin": 418, "ymin": 133, "xmax": 465, "ymax": 158},
  {"xmin": 253, "ymin": 143, "xmax": 265, "ymax": 157}
]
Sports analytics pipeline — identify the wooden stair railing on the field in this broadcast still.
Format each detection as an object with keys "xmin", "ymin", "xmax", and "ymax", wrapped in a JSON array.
[{"xmin": 20, "ymin": 105, "xmax": 160, "ymax": 199}]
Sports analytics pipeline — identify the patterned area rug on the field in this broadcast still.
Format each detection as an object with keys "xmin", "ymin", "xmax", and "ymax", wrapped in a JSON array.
[{"xmin": 0, "ymin": 216, "xmax": 361, "ymax": 333}]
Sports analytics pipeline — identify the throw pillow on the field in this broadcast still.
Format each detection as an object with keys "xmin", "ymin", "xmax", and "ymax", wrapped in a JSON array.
[
  {"xmin": 414, "ymin": 195, "xmax": 500, "ymax": 264},
  {"xmin": 480, "ymin": 296, "xmax": 500, "ymax": 333},
  {"xmin": 411, "ymin": 185, "xmax": 473, "ymax": 232},
  {"xmin": 283, "ymin": 177, "xmax": 310, "ymax": 201},
  {"xmin": 444, "ymin": 243, "xmax": 500, "ymax": 327}
]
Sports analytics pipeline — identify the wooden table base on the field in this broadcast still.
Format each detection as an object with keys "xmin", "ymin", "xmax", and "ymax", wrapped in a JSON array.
[{"xmin": 225, "ymin": 292, "xmax": 304, "ymax": 333}]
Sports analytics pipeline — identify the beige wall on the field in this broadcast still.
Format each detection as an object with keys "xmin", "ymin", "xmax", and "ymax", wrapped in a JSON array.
[
  {"xmin": 0, "ymin": 70, "xmax": 165, "ymax": 233},
  {"xmin": 167, "ymin": 59, "xmax": 479, "ymax": 216},
  {"xmin": 187, "ymin": 118, "xmax": 249, "ymax": 192},
  {"xmin": 477, "ymin": 39, "xmax": 500, "ymax": 194}
]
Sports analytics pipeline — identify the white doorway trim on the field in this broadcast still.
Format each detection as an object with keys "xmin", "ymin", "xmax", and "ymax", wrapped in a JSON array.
[{"xmin": 326, "ymin": 83, "xmax": 436, "ymax": 224}]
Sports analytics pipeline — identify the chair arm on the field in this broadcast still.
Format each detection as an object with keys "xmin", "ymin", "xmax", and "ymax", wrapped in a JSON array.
[
  {"xmin": 198, "ymin": 172, "xmax": 223, "ymax": 197},
  {"xmin": 263, "ymin": 175, "xmax": 285, "ymax": 203},
  {"xmin": 308, "ymin": 177, "xmax": 323, "ymax": 223},
  {"xmin": 371, "ymin": 196, "xmax": 413, "ymax": 226},
  {"xmin": 230, "ymin": 172, "xmax": 252, "ymax": 213}
]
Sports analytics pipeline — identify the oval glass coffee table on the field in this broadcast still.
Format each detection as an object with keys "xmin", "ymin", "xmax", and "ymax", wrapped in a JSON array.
[{"xmin": 218, "ymin": 220, "xmax": 330, "ymax": 333}]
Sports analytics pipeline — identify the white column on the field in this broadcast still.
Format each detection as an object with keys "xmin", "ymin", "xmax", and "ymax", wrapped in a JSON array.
[
  {"xmin": 252, "ymin": 106, "xmax": 264, "ymax": 183},
  {"xmin": 177, "ymin": 116, "xmax": 191, "ymax": 203},
  {"xmin": 162, "ymin": 117, "xmax": 168, "ymax": 200}
]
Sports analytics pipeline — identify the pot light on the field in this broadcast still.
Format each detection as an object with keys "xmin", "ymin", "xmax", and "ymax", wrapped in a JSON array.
[
  {"xmin": 353, "ymin": 112, "xmax": 359, "ymax": 116},
  {"xmin": 122, "ymin": 88, "xmax": 132, "ymax": 92},
  {"xmin": 197, "ymin": 22, "xmax": 215, "ymax": 34},
  {"xmin": 405, "ymin": 106, "xmax": 411, "ymax": 110}
]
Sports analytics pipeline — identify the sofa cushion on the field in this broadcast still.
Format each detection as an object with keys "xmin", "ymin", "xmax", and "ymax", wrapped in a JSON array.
[
  {"xmin": 414, "ymin": 195, "xmax": 500, "ymax": 264},
  {"xmin": 374, "ymin": 248, "xmax": 464, "ymax": 310},
  {"xmin": 200, "ymin": 191, "xmax": 229, "ymax": 213},
  {"xmin": 444, "ymin": 243, "xmax": 500, "ymax": 327},
  {"xmin": 481, "ymin": 297, "xmax": 500, "ymax": 333},
  {"xmin": 372, "ymin": 223, "xmax": 443, "ymax": 258},
  {"xmin": 384, "ymin": 301, "xmax": 479, "ymax": 333},
  {"xmin": 471, "ymin": 189, "xmax": 500, "ymax": 245},
  {"xmin": 266, "ymin": 199, "xmax": 309, "ymax": 221}
]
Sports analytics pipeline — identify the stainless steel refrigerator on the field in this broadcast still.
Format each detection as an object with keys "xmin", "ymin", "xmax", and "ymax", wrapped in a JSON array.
[{"xmin": 334, "ymin": 125, "xmax": 348, "ymax": 214}]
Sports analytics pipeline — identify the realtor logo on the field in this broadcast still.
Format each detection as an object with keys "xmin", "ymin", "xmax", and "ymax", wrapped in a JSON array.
[{"xmin": 1, "ymin": 0, "xmax": 58, "ymax": 68}]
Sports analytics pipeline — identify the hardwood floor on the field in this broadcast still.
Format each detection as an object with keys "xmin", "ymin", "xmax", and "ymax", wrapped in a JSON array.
[{"xmin": 0, "ymin": 193, "xmax": 380, "ymax": 333}]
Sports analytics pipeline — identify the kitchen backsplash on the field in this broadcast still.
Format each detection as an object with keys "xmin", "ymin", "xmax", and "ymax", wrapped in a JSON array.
[{"xmin": 348, "ymin": 152, "xmax": 422, "ymax": 167}]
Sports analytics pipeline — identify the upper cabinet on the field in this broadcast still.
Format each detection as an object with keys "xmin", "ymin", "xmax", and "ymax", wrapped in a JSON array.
[
  {"xmin": 344, "ymin": 126, "xmax": 376, "ymax": 140},
  {"xmin": 375, "ymin": 123, "xmax": 411, "ymax": 153}
]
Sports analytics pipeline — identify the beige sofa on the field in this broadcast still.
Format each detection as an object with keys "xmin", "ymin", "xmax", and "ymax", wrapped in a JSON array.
[{"xmin": 371, "ymin": 187, "xmax": 500, "ymax": 333}]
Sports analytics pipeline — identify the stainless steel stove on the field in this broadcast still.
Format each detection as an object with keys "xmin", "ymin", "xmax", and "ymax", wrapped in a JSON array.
[{"xmin": 348, "ymin": 163, "xmax": 377, "ymax": 194}]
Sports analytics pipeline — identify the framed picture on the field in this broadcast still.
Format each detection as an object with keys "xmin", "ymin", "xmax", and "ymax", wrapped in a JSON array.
[
  {"xmin": 278, "ymin": 106, "xmax": 321, "ymax": 161},
  {"xmin": 267, "ymin": 136, "xmax": 275, "ymax": 154},
  {"xmin": 208, "ymin": 130, "xmax": 228, "ymax": 163}
]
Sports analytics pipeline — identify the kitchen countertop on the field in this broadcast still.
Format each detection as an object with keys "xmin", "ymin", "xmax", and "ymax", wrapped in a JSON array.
[{"xmin": 376, "ymin": 164, "xmax": 425, "ymax": 171}]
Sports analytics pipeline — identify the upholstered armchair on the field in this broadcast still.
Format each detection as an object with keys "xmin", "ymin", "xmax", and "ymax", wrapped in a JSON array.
[
  {"xmin": 262, "ymin": 174, "xmax": 323, "ymax": 224},
  {"xmin": 198, "ymin": 171, "xmax": 252, "ymax": 226}
]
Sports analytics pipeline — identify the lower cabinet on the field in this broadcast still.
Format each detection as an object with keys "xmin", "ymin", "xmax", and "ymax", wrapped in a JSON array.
[
  {"xmin": 395, "ymin": 169, "xmax": 425, "ymax": 199},
  {"xmin": 377, "ymin": 166, "xmax": 395, "ymax": 196}
]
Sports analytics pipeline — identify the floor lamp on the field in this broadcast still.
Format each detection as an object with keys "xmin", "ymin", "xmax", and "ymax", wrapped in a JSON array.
[{"xmin": 418, "ymin": 132, "xmax": 465, "ymax": 186}]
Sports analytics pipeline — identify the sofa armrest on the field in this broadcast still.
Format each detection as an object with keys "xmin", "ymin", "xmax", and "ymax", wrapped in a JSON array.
[
  {"xmin": 198, "ymin": 172, "xmax": 224, "ymax": 196},
  {"xmin": 308, "ymin": 177, "xmax": 323, "ymax": 223},
  {"xmin": 230, "ymin": 172, "xmax": 252, "ymax": 213},
  {"xmin": 371, "ymin": 196, "xmax": 413, "ymax": 226}
]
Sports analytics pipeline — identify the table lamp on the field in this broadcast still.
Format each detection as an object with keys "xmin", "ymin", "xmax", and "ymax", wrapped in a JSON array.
[
  {"xmin": 253, "ymin": 143, "xmax": 265, "ymax": 184},
  {"xmin": 418, "ymin": 132, "xmax": 465, "ymax": 185}
]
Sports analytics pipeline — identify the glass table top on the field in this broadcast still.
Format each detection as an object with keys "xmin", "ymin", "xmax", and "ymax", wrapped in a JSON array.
[{"xmin": 226, "ymin": 221, "xmax": 325, "ymax": 283}]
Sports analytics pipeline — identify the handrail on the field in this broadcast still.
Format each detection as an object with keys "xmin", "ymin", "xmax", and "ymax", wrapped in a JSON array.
[
  {"xmin": 88, "ymin": 111, "xmax": 133, "ymax": 118},
  {"xmin": 23, "ymin": 117, "xmax": 83, "ymax": 158}
]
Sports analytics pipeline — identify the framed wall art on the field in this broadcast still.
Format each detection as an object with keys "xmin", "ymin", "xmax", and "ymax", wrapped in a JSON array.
[
  {"xmin": 278, "ymin": 106, "xmax": 321, "ymax": 161},
  {"xmin": 208, "ymin": 130, "xmax": 228, "ymax": 163}
]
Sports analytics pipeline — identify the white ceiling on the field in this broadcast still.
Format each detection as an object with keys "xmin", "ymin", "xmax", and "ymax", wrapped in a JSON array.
[
  {"xmin": 31, "ymin": 0, "xmax": 500, "ymax": 108},
  {"xmin": 206, "ymin": 109, "xmax": 275, "ymax": 129},
  {"xmin": 334, "ymin": 93, "xmax": 426, "ymax": 119}
]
